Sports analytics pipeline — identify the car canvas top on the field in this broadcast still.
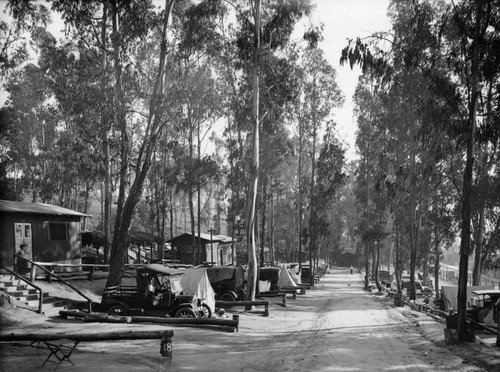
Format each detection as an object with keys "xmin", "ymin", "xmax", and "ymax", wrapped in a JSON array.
[{"xmin": 471, "ymin": 289, "xmax": 500, "ymax": 296}]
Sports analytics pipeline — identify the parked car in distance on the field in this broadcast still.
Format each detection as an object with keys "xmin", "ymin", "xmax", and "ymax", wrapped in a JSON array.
[
  {"xmin": 467, "ymin": 289, "xmax": 500, "ymax": 323},
  {"xmin": 300, "ymin": 266, "xmax": 314, "ymax": 284},
  {"xmin": 392, "ymin": 274, "xmax": 433, "ymax": 297},
  {"xmin": 378, "ymin": 270, "xmax": 393, "ymax": 287},
  {"xmin": 206, "ymin": 265, "xmax": 247, "ymax": 302}
]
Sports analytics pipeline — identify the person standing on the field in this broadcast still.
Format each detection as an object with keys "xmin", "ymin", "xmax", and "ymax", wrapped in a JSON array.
[
  {"xmin": 16, "ymin": 244, "xmax": 28, "ymax": 275},
  {"xmin": 350, "ymin": 265, "xmax": 354, "ymax": 275}
]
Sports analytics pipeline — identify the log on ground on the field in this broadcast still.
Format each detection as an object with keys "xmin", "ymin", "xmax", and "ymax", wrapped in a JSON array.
[
  {"xmin": 58, "ymin": 310, "xmax": 239, "ymax": 331},
  {"xmin": 0, "ymin": 330, "xmax": 173, "ymax": 342}
]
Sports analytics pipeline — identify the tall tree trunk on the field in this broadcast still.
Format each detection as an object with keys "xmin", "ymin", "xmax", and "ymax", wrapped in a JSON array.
[
  {"xmin": 457, "ymin": 0, "xmax": 482, "ymax": 344},
  {"xmin": 409, "ymin": 121, "xmax": 417, "ymax": 301},
  {"xmin": 107, "ymin": 0, "xmax": 173, "ymax": 287},
  {"xmin": 364, "ymin": 241, "xmax": 370, "ymax": 290},
  {"xmin": 100, "ymin": 0, "xmax": 112, "ymax": 264},
  {"xmin": 472, "ymin": 206, "xmax": 485, "ymax": 285},
  {"xmin": 298, "ymin": 103, "xmax": 303, "ymax": 271},
  {"xmin": 395, "ymin": 216, "xmax": 402, "ymax": 295},
  {"xmin": 197, "ymin": 120, "xmax": 202, "ymax": 264},
  {"xmin": 308, "ymin": 76, "xmax": 317, "ymax": 285},
  {"xmin": 245, "ymin": 0, "xmax": 261, "ymax": 302},
  {"xmin": 434, "ymin": 219, "xmax": 440, "ymax": 295},
  {"xmin": 270, "ymin": 189, "xmax": 275, "ymax": 266},
  {"xmin": 260, "ymin": 176, "xmax": 267, "ymax": 266},
  {"xmin": 188, "ymin": 121, "xmax": 196, "ymax": 263},
  {"xmin": 375, "ymin": 240, "xmax": 381, "ymax": 292},
  {"xmin": 169, "ymin": 198, "xmax": 174, "ymax": 239},
  {"xmin": 472, "ymin": 150, "xmax": 488, "ymax": 285},
  {"xmin": 371, "ymin": 243, "xmax": 376, "ymax": 283},
  {"xmin": 108, "ymin": 0, "xmax": 131, "ymax": 286}
]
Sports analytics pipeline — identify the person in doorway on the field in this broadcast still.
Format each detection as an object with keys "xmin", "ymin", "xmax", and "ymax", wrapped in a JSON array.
[
  {"xmin": 350, "ymin": 265, "xmax": 354, "ymax": 275},
  {"xmin": 16, "ymin": 244, "xmax": 29, "ymax": 275}
]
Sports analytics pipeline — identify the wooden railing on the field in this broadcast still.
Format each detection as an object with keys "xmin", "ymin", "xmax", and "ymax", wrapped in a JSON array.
[
  {"xmin": 22, "ymin": 257, "xmax": 94, "ymax": 312},
  {"xmin": 0, "ymin": 264, "xmax": 44, "ymax": 314}
]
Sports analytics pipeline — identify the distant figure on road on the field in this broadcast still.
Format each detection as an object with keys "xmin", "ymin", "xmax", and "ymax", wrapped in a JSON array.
[{"xmin": 350, "ymin": 266, "xmax": 353, "ymax": 275}]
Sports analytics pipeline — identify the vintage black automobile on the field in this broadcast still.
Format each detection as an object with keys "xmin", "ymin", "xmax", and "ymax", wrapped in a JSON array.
[
  {"xmin": 101, "ymin": 264, "xmax": 208, "ymax": 318},
  {"xmin": 258, "ymin": 267, "xmax": 280, "ymax": 292},
  {"xmin": 300, "ymin": 266, "xmax": 314, "ymax": 284},
  {"xmin": 206, "ymin": 265, "xmax": 246, "ymax": 301},
  {"xmin": 467, "ymin": 289, "xmax": 500, "ymax": 323}
]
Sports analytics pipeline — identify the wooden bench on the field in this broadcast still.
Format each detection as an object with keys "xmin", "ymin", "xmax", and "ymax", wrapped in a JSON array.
[
  {"xmin": 257, "ymin": 293, "xmax": 287, "ymax": 306},
  {"xmin": 215, "ymin": 300, "xmax": 270, "ymax": 316},
  {"xmin": 281, "ymin": 285, "xmax": 307, "ymax": 294}
]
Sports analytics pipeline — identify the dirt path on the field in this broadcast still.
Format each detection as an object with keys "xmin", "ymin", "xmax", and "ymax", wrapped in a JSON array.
[{"xmin": 0, "ymin": 268, "xmax": 492, "ymax": 371}]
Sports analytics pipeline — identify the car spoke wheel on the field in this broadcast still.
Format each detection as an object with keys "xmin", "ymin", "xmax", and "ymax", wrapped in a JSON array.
[
  {"xmin": 197, "ymin": 304, "xmax": 212, "ymax": 318},
  {"xmin": 175, "ymin": 308, "xmax": 197, "ymax": 318}
]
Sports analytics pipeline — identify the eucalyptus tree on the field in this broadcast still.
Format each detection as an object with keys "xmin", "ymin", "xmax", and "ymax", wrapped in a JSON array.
[
  {"xmin": 314, "ymin": 126, "xmax": 346, "ymax": 267},
  {"xmin": 351, "ymin": 76, "xmax": 387, "ymax": 290},
  {"xmin": 469, "ymin": 8, "xmax": 500, "ymax": 285},
  {"xmin": 439, "ymin": 0, "xmax": 499, "ymax": 342},
  {"xmin": 0, "ymin": 1, "xmax": 50, "ymax": 77},
  {"xmin": 296, "ymin": 47, "xmax": 343, "ymax": 277},
  {"xmin": 1, "ymin": 1, "xmax": 53, "ymax": 202},
  {"xmin": 191, "ymin": 0, "xmax": 317, "ymax": 297},
  {"xmin": 342, "ymin": 0, "xmax": 498, "ymax": 341},
  {"xmin": 3, "ymin": 25, "xmax": 103, "ymax": 210}
]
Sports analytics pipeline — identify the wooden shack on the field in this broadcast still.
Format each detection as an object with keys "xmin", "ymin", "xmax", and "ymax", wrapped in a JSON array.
[
  {"xmin": 0, "ymin": 200, "xmax": 90, "ymax": 273},
  {"xmin": 167, "ymin": 233, "xmax": 234, "ymax": 266}
]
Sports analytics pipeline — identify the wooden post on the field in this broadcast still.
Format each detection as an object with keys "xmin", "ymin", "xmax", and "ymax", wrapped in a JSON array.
[
  {"xmin": 233, "ymin": 315, "xmax": 239, "ymax": 332},
  {"xmin": 160, "ymin": 331, "xmax": 173, "ymax": 362}
]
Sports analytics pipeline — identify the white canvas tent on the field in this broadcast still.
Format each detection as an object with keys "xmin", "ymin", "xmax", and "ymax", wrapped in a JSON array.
[
  {"xmin": 180, "ymin": 268, "xmax": 216, "ymax": 314},
  {"xmin": 278, "ymin": 265, "xmax": 297, "ymax": 288}
]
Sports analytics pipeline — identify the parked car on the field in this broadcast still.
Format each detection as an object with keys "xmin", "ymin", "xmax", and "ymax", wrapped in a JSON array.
[
  {"xmin": 206, "ymin": 265, "xmax": 247, "ymax": 302},
  {"xmin": 467, "ymin": 289, "xmax": 500, "ymax": 323},
  {"xmin": 378, "ymin": 270, "xmax": 393, "ymax": 287},
  {"xmin": 258, "ymin": 267, "xmax": 280, "ymax": 292},
  {"xmin": 101, "ymin": 264, "xmax": 203, "ymax": 318},
  {"xmin": 300, "ymin": 266, "xmax": 314, "ymax": 284},
  {"xmin": 393, "ymin": 275, "xmax": 433, "ymax": 297}
]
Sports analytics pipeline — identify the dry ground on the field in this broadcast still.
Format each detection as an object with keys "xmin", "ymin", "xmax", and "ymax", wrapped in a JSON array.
[{"xmin": 1, "ymin": 268, "xmax": 500, "ymax": 371}]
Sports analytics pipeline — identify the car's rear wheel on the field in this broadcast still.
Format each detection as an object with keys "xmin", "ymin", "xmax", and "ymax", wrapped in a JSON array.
[
  {"xmin": 108, "ymin": 304, "xmax": 128, "ymax": 316},
  {"xmin": 197, "ymin": 303, "xmax": 212, "ymax": 318},
  {"xmin": 175, "ymin": 307, "xmax": 197, "ymax": 318},
  {"xmin": 237, "ymin": 289, "xmax": 247, "ymax": 301},
  {"xmin": 221, "ymin": 292, "xmax": 236, "ymax": 302}
]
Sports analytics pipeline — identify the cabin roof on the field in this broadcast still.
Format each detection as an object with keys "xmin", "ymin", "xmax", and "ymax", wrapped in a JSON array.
[
  {"xmin": 0, "ymin": 200, "xmax": 91, "ymax": 218},
  {"xmin": 167, "ymin": 232, "xmax": 234, "ymax": 244}
]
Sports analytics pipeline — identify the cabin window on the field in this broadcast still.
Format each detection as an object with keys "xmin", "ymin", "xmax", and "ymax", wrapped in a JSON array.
[{"xmin": 48, "ymin": 223, "xmax": 68, "ymax": 241}]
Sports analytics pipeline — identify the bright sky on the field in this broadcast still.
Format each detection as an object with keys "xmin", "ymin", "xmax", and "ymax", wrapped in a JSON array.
[{"xmin": 312, "ymin": 0, "xmax": 392, "ymax": 160}]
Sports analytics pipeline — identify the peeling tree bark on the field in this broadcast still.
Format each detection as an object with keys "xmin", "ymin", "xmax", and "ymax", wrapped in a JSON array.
[{"xmin": 245, "ymin": 0, "xmax": 261, "ymax": 302}]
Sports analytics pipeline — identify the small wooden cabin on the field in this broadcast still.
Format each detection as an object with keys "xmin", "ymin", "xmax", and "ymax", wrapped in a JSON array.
[
  {"xmin": 0, "ymin": 200, "xmax": 90, "ymax": 272},
  {"xmin": 167, "ymin": 233, "xmax": 234, "ymax": 266}
]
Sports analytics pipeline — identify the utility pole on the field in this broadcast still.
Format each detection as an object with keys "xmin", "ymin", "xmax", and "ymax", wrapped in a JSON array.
[{"xmin": 208, "ymin": 228, "xmax": 217, "ymax": 265}]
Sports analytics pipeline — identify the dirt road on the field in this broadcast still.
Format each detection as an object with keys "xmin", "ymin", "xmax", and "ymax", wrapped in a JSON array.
[{"xmin": 0, "ymin": 268, "xmax": 492, "ymax": 371}]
